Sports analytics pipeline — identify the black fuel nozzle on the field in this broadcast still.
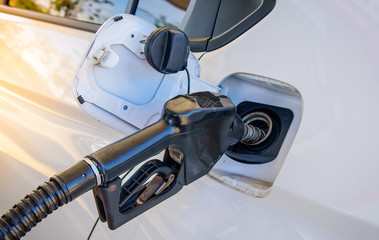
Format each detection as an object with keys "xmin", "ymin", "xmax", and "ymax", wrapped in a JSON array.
[
  {"xmin": 89, "ymin": 91, "xmax": 245, "ymax": 229},
  {"xmin": 0, "ymin": 92, "xmax": 247, "ymax": 238}
]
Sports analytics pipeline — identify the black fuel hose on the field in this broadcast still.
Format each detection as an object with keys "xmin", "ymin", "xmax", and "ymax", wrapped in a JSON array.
[{"xmin": 0, "ymin": 161, "xmax": 97, "ymax": 240}]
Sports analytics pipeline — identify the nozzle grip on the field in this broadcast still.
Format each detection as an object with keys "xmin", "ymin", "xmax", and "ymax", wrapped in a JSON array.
[{"xmin": 87, "ymin": 120, "xmax": 179, "ymax": 184}]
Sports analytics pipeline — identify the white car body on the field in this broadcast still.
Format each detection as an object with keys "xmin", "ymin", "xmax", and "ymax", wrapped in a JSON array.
[{"xmin": 1, "ymin": 0, "xmax": 379, "ymax": 239}]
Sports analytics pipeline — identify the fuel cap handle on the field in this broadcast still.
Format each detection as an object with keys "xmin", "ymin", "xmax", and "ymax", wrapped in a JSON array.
[{"xmin": 144, "ymin": 27, "xmax": 190, "ymax": 74}]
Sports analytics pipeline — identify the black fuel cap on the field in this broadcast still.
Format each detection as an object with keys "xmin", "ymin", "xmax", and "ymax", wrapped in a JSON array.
[{"xmin": 145, "ymin": 27, "xmax": 190, "ymax": 74}]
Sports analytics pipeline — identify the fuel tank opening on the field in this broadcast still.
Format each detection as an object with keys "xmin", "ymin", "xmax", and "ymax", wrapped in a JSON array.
[
  {"xmin": 240, "ymin": 111, "xmax": 273, "ymax": 146},
  {"xmin": 225, "ymin": 101, "xmax": 294, "ymax": 164}
]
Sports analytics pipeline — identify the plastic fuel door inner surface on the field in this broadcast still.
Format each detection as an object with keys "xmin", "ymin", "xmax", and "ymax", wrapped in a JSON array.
[{"xmin": 73, "ymin": 14, "xmax": 217, "ymax": 134}]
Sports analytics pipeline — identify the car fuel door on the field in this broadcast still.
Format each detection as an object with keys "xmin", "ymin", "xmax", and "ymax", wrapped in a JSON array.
[{"xmin": 73, "ymin": 14, "xmax": 217, "ymax": 134}]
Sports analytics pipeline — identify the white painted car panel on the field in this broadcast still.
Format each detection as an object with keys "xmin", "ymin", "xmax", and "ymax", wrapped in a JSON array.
[
  {"xmin": 0, "ymin": 0, "xmax": 379, "ymax": 239},
  {"xmin": 199, "ymin": 0, "xmax": 379, "ymax": 228}
]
